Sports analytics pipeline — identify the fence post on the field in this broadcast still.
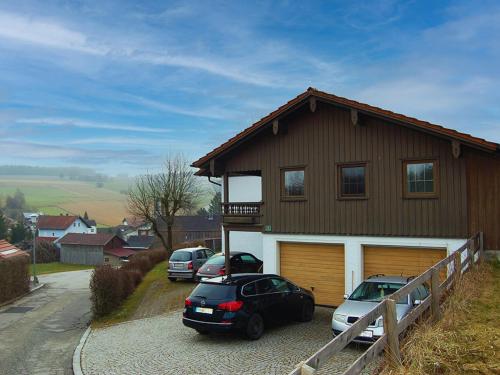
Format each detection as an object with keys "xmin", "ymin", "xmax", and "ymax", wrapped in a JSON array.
[
  {"xmin": 299, "ymin": 362, "xmax": 316, "ymax": 375},
  {"xmin": 479, "ymin": 232, "xmax": 484, "ymax": 263},
  {"xmin": 453, "ymin": 251, "xmax": 461, "ymax": 287},
  {"xmin": 430, "ymin": 267, "xmax": 441, "ymax": 322},
  {"xmin": 384, "ymin": 299, "xmax": 401, "ymax": 368},
  {"xmin": 467, "ymin": 241, "xmax": 474, "ymax": 269}
]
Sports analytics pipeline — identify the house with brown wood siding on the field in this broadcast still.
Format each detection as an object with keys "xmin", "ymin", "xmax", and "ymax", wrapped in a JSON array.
[{"xmin": 192, "ymin": 87, "xmax": 500, "ymax": 307}]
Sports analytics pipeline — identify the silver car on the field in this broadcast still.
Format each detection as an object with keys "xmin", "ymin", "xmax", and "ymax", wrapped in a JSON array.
[
  {"xmin": 168, "ymin": 247, "xmax": 215, "ymax": 281},
  {"xmin": 331, "ymin": 275, "xmax": 429, "ymax": 343}
]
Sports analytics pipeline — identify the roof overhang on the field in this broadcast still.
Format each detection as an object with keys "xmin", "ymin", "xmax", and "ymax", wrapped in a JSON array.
[{"xmin": 192, "ymin": 88, "xmax": 499, "ymax": 175}]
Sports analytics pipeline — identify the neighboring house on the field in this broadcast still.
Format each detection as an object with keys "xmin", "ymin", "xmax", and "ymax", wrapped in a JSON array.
[
  {"xmin": 117, "ymin": 217, "xmax": 152, "ymax": 239},
  {"xmin": 157, "ymin": 215, "xmax": 222, "ymax": 246},
  {"xmin": 58, "ymin": 233, "xmax": 128, "ymax": 266},
  {"xmin": 37, "ymin": 215, "xmax": 95, "ymax": 243},
  {"xmin": 191, "ymin": 87, "xmax": 500, "ymax": 307},
  {"xmin": 23, "ymin": 212, "xmax": 41, "ymax": 226},
  {"xmin": 82, "ymin": 218, "xmax": 97, "ymax": 233},
  {"xmin": 124, "ymin": 235, "xmax": 155, "ymax": 250},
  {"xmin": 101, "ymin": 247, "xmax": 136, "ymax": 266},
  {"xmin": 0, "ymin": 239, "xmax": 29, "ymax": 260}
]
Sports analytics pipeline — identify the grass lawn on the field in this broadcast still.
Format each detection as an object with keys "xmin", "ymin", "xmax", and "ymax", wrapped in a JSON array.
[
  {"xmin": 31, "ymin": 262, "xmax": 95, "ymax": 275},
  {"xmin": 92, "ymin": 261, "xmax": 194, "ymax": 328},
  {"xmin": 382, "ymin": 260, "xmax": 500, "ymax": 374}
]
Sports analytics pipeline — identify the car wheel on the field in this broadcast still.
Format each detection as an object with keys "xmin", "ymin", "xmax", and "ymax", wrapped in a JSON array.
[
  {"xmin": 298, "ymin": 299, "xmax": 314, "ymax": 322},
  {"xmin": 196, "ymin": 329, "xmax": 209, "ymax": 335},
  {"xmin": 168, "ymin": 277, "xmax": 177, "ymax": 282},
  {"xmin": 245, "ymin": 313, "xmax": 264, "ymax": 340}
]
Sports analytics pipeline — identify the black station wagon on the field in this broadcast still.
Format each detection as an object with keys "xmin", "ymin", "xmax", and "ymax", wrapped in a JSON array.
[{"xmin": 182, "ymin": 274, "xmax": 315, "ymax": 340}]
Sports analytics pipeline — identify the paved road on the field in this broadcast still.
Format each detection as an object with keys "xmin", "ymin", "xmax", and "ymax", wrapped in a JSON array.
[
  {"xmin": 0, "ymin": 270, "xmax": 92, "ymax": 375},
  {"xmin": 82, "ymin": 307, "xmax": 376, "ymax": 375}
]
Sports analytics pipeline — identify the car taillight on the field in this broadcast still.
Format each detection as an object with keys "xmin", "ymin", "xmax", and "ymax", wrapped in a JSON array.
[
  {"xmin": 185, "ymin": 298, "xmax": 192, "ymax": 307},
  {"xmin": 217, "ymin": 300, "xmax": 244, "ymax": 312},
  {"xmin": 218, "ymin": 267, "xmax": 225, "ymax": 276},
  {"xmin": 187, "ymin": 261, "xmax": 193, "ymax": 270}
]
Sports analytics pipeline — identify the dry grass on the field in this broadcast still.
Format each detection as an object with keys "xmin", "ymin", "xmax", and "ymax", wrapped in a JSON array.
[
  {"xmin": 381, "ymin": 260, "xmax": 500, "ymax": 375},
  {"xmin": 59, "ymin": 200, "xmax": 128, "ymax": 226},
  {"xmin": 92, "ymin": 261, "xmax": 194, "ymax": 328}
]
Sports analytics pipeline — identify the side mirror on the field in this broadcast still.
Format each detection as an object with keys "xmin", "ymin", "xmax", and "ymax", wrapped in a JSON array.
[
  {"xmin": 343, "ymin": 294, "xmax": 349, "ymax": 300},
  {"xmin": 414, "ymin": 299, "xmax": 422, "ymax": 306}
]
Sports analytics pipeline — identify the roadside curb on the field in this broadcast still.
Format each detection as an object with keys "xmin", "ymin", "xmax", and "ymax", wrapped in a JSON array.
[
  {"xmin": 0, "ymin": 283, "xmax": 46, "ymax": 309},
  {"xmin": 72, "ymin": 326, "xmax": 91, "ymax": 375}
]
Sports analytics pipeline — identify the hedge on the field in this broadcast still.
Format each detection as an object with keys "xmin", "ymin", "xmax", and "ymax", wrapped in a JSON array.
[
  {"xmin": 0, "ymin": 256, "xmax": 30, "ymax": 304},
  {"xmin": 90, "ymin": 249, "xmax": 168, "ymax": 317}
]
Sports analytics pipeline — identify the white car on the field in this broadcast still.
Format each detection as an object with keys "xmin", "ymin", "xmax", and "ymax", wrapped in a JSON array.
[{"xmin": 332, "ymin": 275, "xmax": 429, "ymax": 343}]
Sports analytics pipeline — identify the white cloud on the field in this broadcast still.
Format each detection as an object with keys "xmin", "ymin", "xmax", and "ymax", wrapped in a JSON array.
[
  {"xmin": 16, "ymin": 117, "xmax": 170, "ymax": 133},
  {"xmin": 0, "ymin": 11, "xmax": 107, "ymax": 54}
]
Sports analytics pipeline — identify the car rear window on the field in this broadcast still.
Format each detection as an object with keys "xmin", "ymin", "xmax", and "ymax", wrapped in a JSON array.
[
  {"xmin": 191, "ymin": 283, "xmax": 236, "ymax": 300},
  {"xmin": 205, "ymin": 255, "xmax": 225, "ymax": 265},
  {"xmin": 170, "ymin": 251, "xmax": 192, "ymax": 261}
]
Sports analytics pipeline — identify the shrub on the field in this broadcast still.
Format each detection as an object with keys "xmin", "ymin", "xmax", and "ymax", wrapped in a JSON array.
[
  {"xmin": 34, "ymin": 241, "xmax": 60, "ymax": 263},
  {"xmin": 90, "ymin": 249, "xmax": 168, "ymax": 318},
  {"xmin": 90, "ymin": 266, "xmax": 123, "ymax": 317},
  {"xmin": 0, "ymin": 256, "xmax": 30, "ymax": 304}
]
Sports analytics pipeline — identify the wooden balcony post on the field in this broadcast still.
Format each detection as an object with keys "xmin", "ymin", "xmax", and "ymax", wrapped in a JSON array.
[
  {"xmin": 384, "ymin": 299, "xmax": 401, "ymax": 368},
  {"xmin": 430, "ymin": 267, "xmax": 441, "ymax": 322},
  {"xmin": 224, "ymin": 229, "xmax": 231, "ymax": 276}
]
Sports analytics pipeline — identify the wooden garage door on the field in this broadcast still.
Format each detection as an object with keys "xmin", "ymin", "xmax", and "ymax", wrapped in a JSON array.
[
  {"xmin": 363, "ymin": 246, "xmax": 447, "ymax": 279},
  {"xmin": 280, "ymin": 243, "xmax": 345, "ymax": 307}
]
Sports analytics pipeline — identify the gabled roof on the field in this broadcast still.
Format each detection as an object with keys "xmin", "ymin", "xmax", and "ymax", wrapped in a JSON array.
[
  {"xmin": 82, "ymin": 218, "xmax": 97, "ymax": 227},
  {"xmin": 124, "ymin": 235, "xmax": 155, "ymax": 249},
  {"xmin": 192, "ymin": 87, "xmax": 499, "ymax": 173},
  {"xmin": 0, "ymin": 240, "xmax": 29, "ymax": 259},
  {"xmin": 58, "ymin": 233, "xmax": 121, "ymax": 246},
  {"xmin": 37, "ymin": 215, "xmax": 87, "ymax": 230},
  {"xmin": 104, "ymin": 247, "xmax": 136, "ymax": 258}
]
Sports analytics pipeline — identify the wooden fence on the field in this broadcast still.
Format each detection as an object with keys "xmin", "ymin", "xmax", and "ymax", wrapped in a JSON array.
[{"xmin": 290, "ymin": 232, "xmax": 484, "ymax": 375}]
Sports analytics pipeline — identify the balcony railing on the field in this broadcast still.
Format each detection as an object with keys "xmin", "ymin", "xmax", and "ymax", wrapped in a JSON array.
[{"xmin": 221, "ymin": 202, "xmax": 262, "ymax": 224}]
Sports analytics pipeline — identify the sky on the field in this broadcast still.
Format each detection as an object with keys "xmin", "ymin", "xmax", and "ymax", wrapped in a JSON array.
[{"xmin": 0, "ymin": 0, "xmax": 499, "ymax": 175}]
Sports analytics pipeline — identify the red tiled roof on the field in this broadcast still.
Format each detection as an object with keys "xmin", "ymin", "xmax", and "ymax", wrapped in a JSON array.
[
  {"xmin": 37, "ymin": 215, "xmax": 79, "ymax": 230},
  {"xmin": 0, "ymin": 240, "xmax": 29, "ymax": 259},
  {"xmin": 58, "ymin": 233, "xmax": 118, "ymax": 246},
  {"xmin": 104, "ymin": 248, "xmax": 136, "ymax": 258},
  {"xmin": 36, "ymin": 236, "xmax": 58, "ymax": 243},
  {"xmin": 192, "ymin": 87, "xmax": 499, "ymax": 171}
]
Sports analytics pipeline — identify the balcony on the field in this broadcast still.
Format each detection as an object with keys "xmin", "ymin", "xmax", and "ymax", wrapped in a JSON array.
[{"xmin": 221, "ymin": 202, "xmax": 262, "ymax": 225}]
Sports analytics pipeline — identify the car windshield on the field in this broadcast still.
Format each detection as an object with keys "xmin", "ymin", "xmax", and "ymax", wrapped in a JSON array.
[
  {"xmin": 349, "ymin": 281, "xmax": 407, "ymax": 304},
  {"xmin": 205, "ymin": 255, "xmax": 225, "ymax": 265},
  {"xmin": 191, "ymin": 283, "xmax": 236, "ymax": 300},
  {"xmin": 170, "ymin": 251, "xmax": 192, "ymax": 262}
]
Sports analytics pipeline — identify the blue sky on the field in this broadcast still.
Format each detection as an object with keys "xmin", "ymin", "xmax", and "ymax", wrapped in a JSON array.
[{"xmin": 0, "ymin": 0, "xmax": 499, "ymax": 175}]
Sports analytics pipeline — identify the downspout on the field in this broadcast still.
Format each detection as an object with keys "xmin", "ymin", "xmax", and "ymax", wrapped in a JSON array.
[{"xmin": 207, "ymin": 176, "xmax": 221, "ymax": 186}]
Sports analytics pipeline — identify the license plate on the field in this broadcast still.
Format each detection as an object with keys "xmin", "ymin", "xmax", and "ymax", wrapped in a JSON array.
[
  {"xmin": 195, "ymin": 307, "xmax": 213, "ymax": 314},
  {"xmin": 360, "ymin": 330, "xmax": 373, "ymax": 338},
  {"xmin": 173, "ymin": 264, "xmax": 183, "ymax": 269}
]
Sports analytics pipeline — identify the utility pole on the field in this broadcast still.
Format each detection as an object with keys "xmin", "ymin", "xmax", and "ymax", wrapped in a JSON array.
[{"xmin": 32, "ymin": 225, "xmax": 38, "ymax": 284}]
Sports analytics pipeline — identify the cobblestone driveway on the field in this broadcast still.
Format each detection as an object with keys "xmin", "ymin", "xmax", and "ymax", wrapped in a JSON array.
[{"xmin": 82, "ymin": 307, "xmax": 376, "ymax": 375}]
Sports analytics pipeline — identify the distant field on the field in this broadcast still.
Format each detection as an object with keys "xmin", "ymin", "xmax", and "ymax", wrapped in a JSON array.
[
  {"xmin": 0, "ymin": 175, "xmax": 216, "ymax": 227},
  {"xmin": 0, "ymin": 176, "xmax": 130, "ymax": 226}
]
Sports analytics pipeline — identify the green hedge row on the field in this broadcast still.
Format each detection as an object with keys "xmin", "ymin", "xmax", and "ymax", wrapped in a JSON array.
[{"xmin": 90, "ymin": 250, "xmax": 168, "ymax": 318}]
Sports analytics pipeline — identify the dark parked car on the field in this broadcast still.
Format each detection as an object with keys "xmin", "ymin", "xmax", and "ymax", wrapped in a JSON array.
[
  {"xmin": 196, "ymin": 251, "xmax": 263, "ymax": 279},
  {"xmin": 182, "ymin": 274, "xmax": 315, "ymax": 340},
  {"xmin": 168, "ymin": 247, "xmax": 215, "ymax": 281}
]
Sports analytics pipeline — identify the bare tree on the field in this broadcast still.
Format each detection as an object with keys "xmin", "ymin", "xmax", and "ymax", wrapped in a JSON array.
[{"xmin": 127, "ymin": 155, "xmax": 200, "ymax": 253}]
